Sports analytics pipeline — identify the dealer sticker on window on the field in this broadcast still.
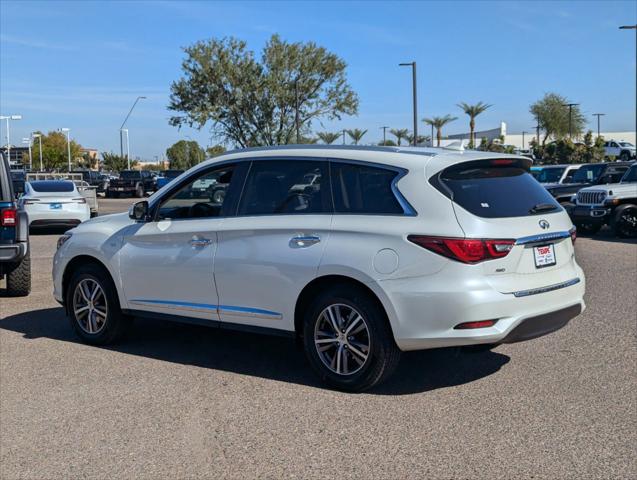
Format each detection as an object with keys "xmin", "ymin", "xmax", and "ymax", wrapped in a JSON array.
[{"xmin": 533, "ymin": 244, "xmax": 556, "ymax": 268}]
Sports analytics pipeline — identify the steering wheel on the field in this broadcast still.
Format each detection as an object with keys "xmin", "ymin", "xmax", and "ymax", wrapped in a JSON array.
[{"xmin": 188, "ymin": 202, "xmax": 216, "ymax": 218}]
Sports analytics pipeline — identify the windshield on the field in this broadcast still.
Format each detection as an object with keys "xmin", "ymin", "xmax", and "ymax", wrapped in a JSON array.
[
  {"xmin": 572, "ymin": 164, "xmax": 604, "ymax": 183},
  {"xmin": 533, "ymin": 167, "xmax": 565, "ymax": 183},
  {"xmin": 120, "ymin": 171, "xmax": 140, "ymax": 179},
  {"xmin": 618, "ymin": 142, "xmax": 634, "ymax": 148},
  {"xmin": 621, "ymin": 166, "xmax": 637, "ymax": 183}
]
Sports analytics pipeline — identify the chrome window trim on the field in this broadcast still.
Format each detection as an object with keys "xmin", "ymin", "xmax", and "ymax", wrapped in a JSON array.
[
  {"xmin": 515, "ymin": 231, "xmax": 571, "ymax": 245},
  {"xmin": 512, "ymin": 278, "xmax": 581, "ymax": 297}
]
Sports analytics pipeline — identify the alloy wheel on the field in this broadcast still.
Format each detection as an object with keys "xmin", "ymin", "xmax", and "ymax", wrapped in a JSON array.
[
  {"xmin": 73, "ymin": 278, "xmax": 108, "ymax": 334},
  {"xmin": 618, "ymin": 209, "xmax": 637, "ymax": 237},
  {"xmin": 314, "ymin": 304, "xmax": 371, "ymax": 376}
]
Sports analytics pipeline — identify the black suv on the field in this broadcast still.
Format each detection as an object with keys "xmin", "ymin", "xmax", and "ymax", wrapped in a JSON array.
[
  {"xmin": 544, "ymin": 162, "xmax": 632, "ymax": 204},
  {"xmin": 0, "ymin": 153, "xmax": 31, "ymax": 296}
]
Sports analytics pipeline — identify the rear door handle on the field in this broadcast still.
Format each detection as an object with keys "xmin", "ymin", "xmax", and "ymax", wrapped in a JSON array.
[
  {"xmin": 189, "ymin": 236, "xmax": 212, "ymax": 248},
  {"xmin": 289, "ymin": 235, "xmax": 321, "ymax": 249}
]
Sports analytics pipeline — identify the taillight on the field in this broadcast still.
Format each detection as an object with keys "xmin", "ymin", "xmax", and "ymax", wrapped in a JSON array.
[
  {"xmin": 569, "ymin": 226, "xmax": 577, "ymax": 245},
  {"xmin": 408, "ymin": 235, "xmax": 515, "ymax": 264},
  {"xmin": 73, "ymin": 198, "xmax": 87, "ymax": 204},
  {"xmin": 1, "ymin": 208, "xmax": 17, "ymax": 226}
]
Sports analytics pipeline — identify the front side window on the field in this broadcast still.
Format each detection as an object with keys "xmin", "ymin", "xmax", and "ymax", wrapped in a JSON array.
[
  {"xmin": 157, "ymin": 165, "xmax": 235, "ymax": 220},
  {"xmin": 331, "ymin": 162, "xmax": 404, "ymax": 214},
  {"xmin": 238, "ymin": 160, "xmax": 329, "ymax": 215},
  {"xmin": 572, "ymin": 164, "xmax": 604, "ymax": 183}
]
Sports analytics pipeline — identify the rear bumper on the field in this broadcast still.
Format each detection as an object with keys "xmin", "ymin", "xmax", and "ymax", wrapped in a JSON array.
[
  {"xmin": 30, "ymin": 219, "xmax": 82, "ymax": 228},
  {"xmin": 378, "ymin": 262, "xmax": 586, "ymax": 351},
  {"xmin": 0, "ymin": 241, "xmax": 27, "ymax": 263}
]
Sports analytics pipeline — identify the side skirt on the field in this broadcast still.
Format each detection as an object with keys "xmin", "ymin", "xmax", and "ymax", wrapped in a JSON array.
[{"xmin": 122, "ymin": 309, "xmax": 295, "ymax": 339}]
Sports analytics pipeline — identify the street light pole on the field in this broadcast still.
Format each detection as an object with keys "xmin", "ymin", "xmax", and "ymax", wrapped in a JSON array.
[
  {"xmin": 1, "ymin": 114, "xmax": 22, "ymax": 164},
  {"xmin": 399, "ymin": 62, "xmax": 418, "ymax": 146},
  {"xmin": 32, "ymin": 133, "xmax": 43, "ymax": 171},
  {"xmin": 342, "ymin": 129, "xmax": 346, "ymax": 145},
  {"xmin": 619, "ymin": 25, "xmax": 636, "ymax": 132},
  {"xmin": 22, "ymin": 138, "xmax": 32, "ymax": 170},
  {"xmin": 380, "ymin": 126, "xmax": 389, "ymax": 145},
  {"xmin": 561, "ymin": 103, "xmax": 579, "ymax": 139},
  {"xmin": 522, "ymin": 131, "xmax": 527, "ymax": 150},
  {"xmin": 119, "ymin": 96, "xmax": 146, "ymax": 158},
  {"xmin": 592, "ymin": 113, "xmax": 605, "ymax": 137},
  {"xmin": 61, "ymin": 128, "xmax": 71, "ymax": 172}
]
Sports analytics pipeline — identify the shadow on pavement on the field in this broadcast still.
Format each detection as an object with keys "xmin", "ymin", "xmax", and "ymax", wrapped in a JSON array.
[{"xmin": 0, "ymin": 307, "xmax": 510, "ymax": 395}]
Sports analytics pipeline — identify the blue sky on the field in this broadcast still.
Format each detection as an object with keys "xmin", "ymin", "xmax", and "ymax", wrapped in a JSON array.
[{"xmin": 1, "ymin": 0, "xmax": 635, "ymax": 160}]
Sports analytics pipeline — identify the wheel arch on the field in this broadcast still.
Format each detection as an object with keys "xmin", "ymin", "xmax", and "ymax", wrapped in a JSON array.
[
  {"xmin": 62, "ymin": 255, "xmax": 117, "ymax": 309},
  {"xmin": 294, "ymin": 274, "xmax": 398, "ymax": 341}
]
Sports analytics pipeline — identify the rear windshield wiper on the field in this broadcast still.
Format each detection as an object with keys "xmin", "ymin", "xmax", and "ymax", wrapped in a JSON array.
[{"xmin": 529, "ymin": 203, "xmax": 558, "ymax": 214}]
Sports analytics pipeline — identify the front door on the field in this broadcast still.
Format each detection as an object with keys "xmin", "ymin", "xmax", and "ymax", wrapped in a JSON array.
[
  {"xmin": 214, "ymin": 159, "xmax": 332, "ymax": 331},
  {"xmin": 118, "ymin": 163, "xmax": 242, "ymax": 321}
]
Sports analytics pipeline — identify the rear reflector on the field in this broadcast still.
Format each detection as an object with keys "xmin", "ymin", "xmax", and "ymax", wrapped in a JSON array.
[
  {"xmin": 454, "ymin": 320, "xmax": 497, "ymax": 330},
  {"xmin": 408, "ymin": 235, "xmax": 515, "ymax": 264},
  {"xmin": 1, "ymin": 208, "xmax": 17, "ymax": 226}
]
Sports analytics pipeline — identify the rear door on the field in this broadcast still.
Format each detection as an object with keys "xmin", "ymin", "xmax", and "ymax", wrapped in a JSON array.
[{"xmin": 429, "ymin": 157, "xmax": 579, "ymax": 294}]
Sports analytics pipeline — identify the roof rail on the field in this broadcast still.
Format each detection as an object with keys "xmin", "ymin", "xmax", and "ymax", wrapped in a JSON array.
[{"xmin": 221, "ymin": 144, "xmax": 437, "ymax": 157}]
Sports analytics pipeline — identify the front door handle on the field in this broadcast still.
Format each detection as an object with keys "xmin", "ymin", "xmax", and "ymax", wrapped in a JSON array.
[
  {"xmin": 189, "ymin": 236, "xmax": 212, "ymax": 248},
  {"xmin": 289, "ymin": 235, "xmax": 321, "ymax": 249}
]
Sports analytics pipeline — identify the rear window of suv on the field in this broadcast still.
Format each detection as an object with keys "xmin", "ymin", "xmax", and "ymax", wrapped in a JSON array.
[{"xmin": 434, "ymin": 160, "xmax": 561, "ymax": 218}]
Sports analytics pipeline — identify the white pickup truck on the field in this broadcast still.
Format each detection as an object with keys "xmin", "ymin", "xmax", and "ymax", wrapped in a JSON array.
[
  {"xmin": 604, "ymin": 140, "xmax": 636, "ymax": 161},
  {"xmin": 569, "ymin": 163, "xmax": 637, "ymax": 237}
]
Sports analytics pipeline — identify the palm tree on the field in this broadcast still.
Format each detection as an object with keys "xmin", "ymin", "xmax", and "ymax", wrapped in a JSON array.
[
  {"xmin": 317, "ymin": 132, "xmax": 341, "ymax": 145},
  {"xmin": 346, "ymin": 128, "xmax": 367, "ymax": 145},
  {"xmin": 423, "ymin": 115, "xmax": 457, "ymax": 147},
  {"xmin": 457, "ymin": 101, "xmax": 492, "ymax": 148},
  {"xmin": 406, "ymin": 133, "xmax": 429, "ymax": 145},
  {"xmin": 390, "ymin": 128, "xmax": 409, "ymax": 146}
]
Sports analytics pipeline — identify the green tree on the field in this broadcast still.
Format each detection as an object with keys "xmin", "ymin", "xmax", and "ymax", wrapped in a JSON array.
[
  {"xmin": 101, "ymin": 152, "xmax": 136, "ymax": 172},
  {"xmin": 30, "ymin": 130, "xmax": 83, "ymax": 171},
  {"xmin": 457, "ymin": 101, "xmax": 491, "ymax": 148},
  {"xmin": 316, "ymin": 132, "xmax": 341, "ymax": 144},
  {"xmin": 168, "ymin": 35, "xmax": 358, "ymax": 147},
  {"xmin": 206, "ymin": 144, "xmax": 227, "ymax": 157},
  {"xmin": 166, "ymin": 140, "xmax": 206, "ymax": 169},
  {"xmin": 530, "ymin": 93, "xmax": 585, "ymax": 145},
  {"xmin": 346, "ymin": 128, "xmax": 367, "ymax": 145},
  {"xmin": 378, "ymin": 139, "xmax": 397, "ymax": 146},
  {"xmin": 390, "ymin": 128, "xmax": 409, "ymax": 146},
  {"xmin": 424, "ymin": 115, "xmax": 457, "ymax": 147}
]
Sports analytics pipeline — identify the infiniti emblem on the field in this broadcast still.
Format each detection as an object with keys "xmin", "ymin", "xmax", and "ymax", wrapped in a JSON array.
[{"xmin": 539, "ymin": 219, "xmax": 550, "ymax": 230}]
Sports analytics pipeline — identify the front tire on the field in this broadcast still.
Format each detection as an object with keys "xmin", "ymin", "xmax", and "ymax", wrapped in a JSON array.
[
  {"xmin": 66, "ymin": 264, "xmax": 130, "ymax": 345},
  {"xmin": 619, "ymin": 151, "xmax": 630, "ymax": 161},
  {"xmin": 302, "ymin": 285, "xmax": 400, "ymax": 392},
  {"xmin": 135, "ymin": 185, "xmax": 144, "ymax": 198},
  {"xmin": 613, "ymin": 206, "xmax": 637, "ymax": 238},
  {"xmin": 6, "ymin": 250, "xmax": 31, "ymax": 297}
]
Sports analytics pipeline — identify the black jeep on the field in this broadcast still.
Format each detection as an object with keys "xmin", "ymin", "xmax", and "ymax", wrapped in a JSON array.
[
  {"xmin": 0, "ymin": 153, "xmax": 31, "ymax": 296},
  {"xmin": 544, "ymin": 162, "xmax": 632, "ymax": 204},
  {"xmin": 107, "ymin": 170, "xmax": 155, "ymax": 198}
]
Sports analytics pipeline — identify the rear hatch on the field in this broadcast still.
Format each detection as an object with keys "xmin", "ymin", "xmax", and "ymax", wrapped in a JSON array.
[{"xmin": 430, "ymin": 157, "xmax": 579, "ymax": 294}]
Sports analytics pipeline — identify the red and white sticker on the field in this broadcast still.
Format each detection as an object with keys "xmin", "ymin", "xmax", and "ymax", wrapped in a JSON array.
[{"xmin": 533, "ymin": 244, "xmax": 556, "ymax": 268}]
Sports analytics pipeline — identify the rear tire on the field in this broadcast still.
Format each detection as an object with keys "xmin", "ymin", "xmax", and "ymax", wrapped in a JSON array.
[
  {"xmin": 66, "ymin": 264, "xmax": 130, "ymax": 345},
  {"xmin": 302, "ymin": 285, "xmax": 400, "ymax": 392},
  {"xmin": 135, "ymin": 185, "xmax": 144, "ymax": 198},
  {"xmin": 619, "ymin": 151, "xmax": 630, "ymax": 161},
  {"xmin": 6, "ymin": 251, "xmax": 31, "ymax": 297}
]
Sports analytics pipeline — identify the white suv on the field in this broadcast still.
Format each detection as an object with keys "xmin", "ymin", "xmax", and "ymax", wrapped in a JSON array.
[
  {"xmin": 53, "ymin": 146, "xmax": 585, "ymax": 391},
  {"xmin": 604, "ymin": 140, "xmax": 636, "ymax": 161}
]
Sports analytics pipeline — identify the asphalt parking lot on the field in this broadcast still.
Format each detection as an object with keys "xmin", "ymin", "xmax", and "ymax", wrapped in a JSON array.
[{"xmin": 1, "ymin": 198, "xmax": 636, "ymax": 479}]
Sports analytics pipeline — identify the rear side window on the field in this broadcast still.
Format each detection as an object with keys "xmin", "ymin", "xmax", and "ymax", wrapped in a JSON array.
[
  {"xmin": 238, "ymin": 160, "xmax": 329, "ymax": 215},
  {"xmin": 331, "ymin": 162, "xmax": 403, "ymax": 214},
  {"xmin": 434, "ymin": 161, "xmax": 561, "ymax": 218}
]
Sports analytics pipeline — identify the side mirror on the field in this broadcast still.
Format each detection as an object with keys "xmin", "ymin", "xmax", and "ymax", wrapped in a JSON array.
[{"xmin": 129, "ymin": 200, "xmax": 149, "ymax": 221}]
